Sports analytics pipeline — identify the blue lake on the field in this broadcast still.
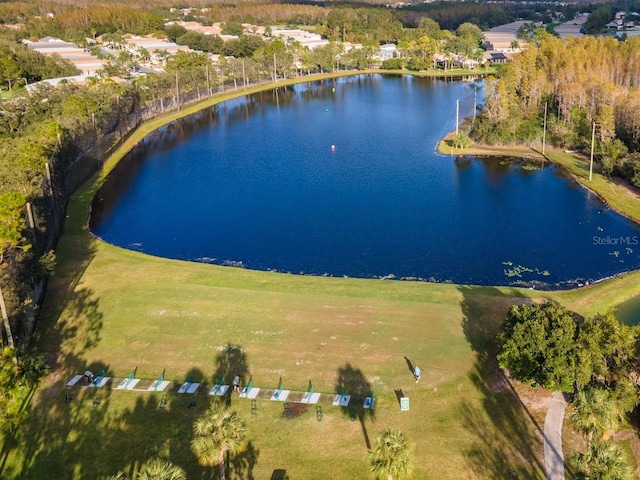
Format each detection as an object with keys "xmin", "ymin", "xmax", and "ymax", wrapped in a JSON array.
[{"xmin": 90, "ymin": 74, "xmax": 640, "ymax": 289}]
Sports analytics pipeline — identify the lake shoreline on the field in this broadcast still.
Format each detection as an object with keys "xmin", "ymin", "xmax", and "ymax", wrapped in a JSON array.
[
  {"xmin": 93, "ymin": 77, "xmax": 640, "ymax": 290},
  {"xmin": 437, "ymin": 131, "xmax": 640, "ymax": 226}
]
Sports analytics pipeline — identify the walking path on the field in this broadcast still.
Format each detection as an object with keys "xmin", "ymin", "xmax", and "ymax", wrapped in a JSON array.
[{"xmin": 544, "ymin": 392, "xmax": 568, "ymax": 480}]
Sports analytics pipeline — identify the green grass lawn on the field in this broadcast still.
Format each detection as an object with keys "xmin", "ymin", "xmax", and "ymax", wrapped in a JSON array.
[
  {"xmin": 3, "ymin": 73, "xmax": 640, "ymax": 480},
  {"xmin": 3, "ymin": 223, "xmax": 556, "ymax": 479}
]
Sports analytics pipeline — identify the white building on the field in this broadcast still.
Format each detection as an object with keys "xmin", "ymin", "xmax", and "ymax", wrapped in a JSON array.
[
  {"xmin": 270, "ymin": 28, "xmax": 329, "ymax": 50},
  {"xmin": 376, "ymin": 43, "xmax": 398, "ymax": 61},
  {"xmin": 25, "ymin": 74, "xmax": 89, "ymax": 91},
  {"xmin": 23, "ymin": 37, "xmax": 107, "ymax": 75},
  {"xmin": 122, "ymin": 35, "xmax": 192, "ymax": 65}
]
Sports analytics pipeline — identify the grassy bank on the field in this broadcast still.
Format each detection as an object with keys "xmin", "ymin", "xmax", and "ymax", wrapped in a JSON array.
[
  {"xmin": 544, "ymin": 149, "xmax": 640, "ymax": 225},
  {"xmin": 2, "ymin": 71, "xmax": 639, "ymax": 479}
]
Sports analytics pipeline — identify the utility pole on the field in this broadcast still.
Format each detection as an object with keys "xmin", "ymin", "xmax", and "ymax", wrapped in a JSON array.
[
  {"xmin": 542, "ymin": 102, "xmax": 548, "ymax": 156},
  {"xmin": 242, "ymin": 59, "xmax": 247, "ymax": 90},
  {"xmin": 26, "ymin": 202, "xmax": 35, "ymax": 229},
  {"xmin": 473, "ymin": 87, "xmax": 477, "ymax": 123},
  {"xmin": 175, "ymin": 71, "xmax": 180, "ymax": 110},
  {"xmin": 273, "ymin": 52, "xmax": 277, "ymax": 82},
  {"xmin": 0, "ymin": 285, "xmax": 15, "ymax": 348},
  {"xmin": 455, "ymin": 99, "xmax": 459, "ymax": 137},
  {"xmin": 45, "ymin": 162, "xmax": 54, "ymax": 198},
  {"xmin": 589, "ymin": 121, "xmax": 596, "ymax": 181},
  {"xmin": 206, "ymin": 63, "xmax": 211, "ymax": 97}
]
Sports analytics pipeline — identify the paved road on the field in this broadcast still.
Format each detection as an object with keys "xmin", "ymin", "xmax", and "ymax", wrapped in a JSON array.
[{"xmin": 544, "ymin": 392, "xmax": 568, "ymax": 480}]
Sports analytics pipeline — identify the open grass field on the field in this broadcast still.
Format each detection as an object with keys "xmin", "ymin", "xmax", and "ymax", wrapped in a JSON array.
[
  {"xmin": 4, "ymin": 210, "xmax": 556, "ymax": 479},
  {"xmin": 2, "ymin": 72, "xmax": 640, "ymax": 480}
]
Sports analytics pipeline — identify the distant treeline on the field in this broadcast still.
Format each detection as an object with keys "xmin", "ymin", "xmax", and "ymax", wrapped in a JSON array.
[
  {"xmin": 583, "ymin": 0, "xmax": 640, "ymax": 33},
  {"xmin": 397, "ymin": 1, "xmax": 583, "ymax": 31},
  {"xmin": 472, "ymin": 34, "xmax": 640, "ymax": 187},
  {"xmin": 0, "ymin": 0, "xmax": 585, "ymax": 43}
]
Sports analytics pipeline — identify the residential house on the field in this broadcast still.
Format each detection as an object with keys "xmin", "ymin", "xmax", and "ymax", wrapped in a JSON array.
[
  {"xmin": 270, "ymin": 28, "xmax": 329, "ymax": 50},
  {"xmin": 483, "ymin": 52, "xmax": 509, "ymax": 64},
  {"xmin": 122, "ymin": 35, "xmax": 192, "ymax": 66},
  {"xmin": 376, "ymin": 43, "xmax": 398, "ymax": 61},
  {"xmin": 23, "ymin": 37, "xmax": 107, "ymax": 75}
]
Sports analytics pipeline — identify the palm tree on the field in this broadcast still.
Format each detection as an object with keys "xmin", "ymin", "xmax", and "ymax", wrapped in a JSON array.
[
  {"xmin": 571, "ymin": 387, "xmax": 619, "ymax": 444},
  {"xmin": 191, "ymin": 406, "xmax": 247, "ymax": 480},
  {"xmin": 137, "ymin": 458, "xmax": 186, "ymax": 480},
  {"xmin": 367, "ymin": 429, "xmax": 414, "ymax": 480},
  {"xmin": 572, "ymin": 440, "xmax": 634, "ymax": 480},
  {"xmin": 100, "ymin": 473, "xmax": 127, "ymax": 480}
]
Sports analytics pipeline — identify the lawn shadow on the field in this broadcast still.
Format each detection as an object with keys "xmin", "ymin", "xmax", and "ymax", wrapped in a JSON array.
[
  {"xmin": 33, "ymin": 177, "xmax": 104, "ymax": 370},
  {"xmin": 228, "ymin": 440, "xmax": 259, "ymax": 480},
  {"xmin": 457, "ymin": 285, "xmax": 546, "ymax": 479},
  {"xmin": 38, "ymin": 286, "xmax": 104, "ymax": 373},
  {"xmin": 213, "ymin": 343, "xmax": 249, "ymax": 387},
  {"xmin": 10, "ymin": 364, "xmax": 117, "ymax": 479},
  {"xmin": 0, "ymin": 278, "xmax": 106, "ymax": 478},
  {"xmin": 335, "ymin": 363, "xmax": 375, "ymax": 449},
  {"xmin": 12, "ymin": 382, "xmax": 218, "ymax": 479},
  {"xmin": 394, "ymin": 389, "xmax": 404, "ymax": 407},
  {"xmin": 181, "ymin": 367, "xmax": 204, "ymax": 384},
  {"xmin": 403, "ymin": 356, "xmax": 414, "ymax": 375}
]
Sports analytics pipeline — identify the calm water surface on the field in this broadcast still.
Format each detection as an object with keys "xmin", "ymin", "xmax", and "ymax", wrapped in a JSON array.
[{"xmin": 91, "ymin": 75, "xmax": 640, "ymax": 289}]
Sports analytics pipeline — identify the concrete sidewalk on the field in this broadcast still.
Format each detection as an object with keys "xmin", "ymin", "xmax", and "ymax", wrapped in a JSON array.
[{"xmin": 544, "ymin": 392, "xmax": 568, "ymax": 480}]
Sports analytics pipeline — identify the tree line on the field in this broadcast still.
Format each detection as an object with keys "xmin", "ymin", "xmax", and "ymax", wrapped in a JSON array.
[
  {"xmin": 0, "ymin": 0, "xmax": 585, "ymax": 46},
  {"xmin": 583, "ymin": 0, "xmax": 640, "ymax": 34},
  {"xmin": 471, "ymin": 33, "xmax": 640, "ymax": 188}
]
